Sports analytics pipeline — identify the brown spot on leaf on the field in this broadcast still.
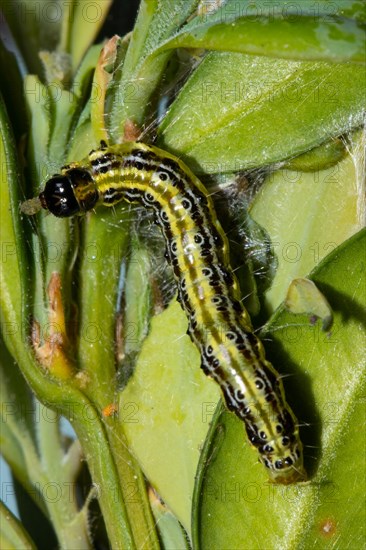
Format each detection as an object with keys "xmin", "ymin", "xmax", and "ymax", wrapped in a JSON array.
[{"xmin": 319, "ymin": 517, "xmax": 337, "ymax": 538}]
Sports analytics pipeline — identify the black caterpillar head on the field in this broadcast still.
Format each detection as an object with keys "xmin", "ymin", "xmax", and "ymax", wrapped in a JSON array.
[{"xmin": 40, "ymin": 168, "xmax": 98, "ymax": 217}]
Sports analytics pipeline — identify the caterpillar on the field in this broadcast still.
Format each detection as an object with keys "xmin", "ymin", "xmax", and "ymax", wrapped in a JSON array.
[{"xmin": 22, "ymin": 141, "xmax": 306, "ymax": 484}]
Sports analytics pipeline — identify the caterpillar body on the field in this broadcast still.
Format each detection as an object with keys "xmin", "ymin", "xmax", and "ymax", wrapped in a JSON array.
[{"xmin": 24, "ymin": 141, "xmax": 305, "ymax": 484}]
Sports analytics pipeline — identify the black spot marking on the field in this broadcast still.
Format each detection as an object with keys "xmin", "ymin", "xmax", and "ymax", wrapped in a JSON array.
[{"xmin": 158, "ymin": 171, "xmax": 169, "ymax": 181}]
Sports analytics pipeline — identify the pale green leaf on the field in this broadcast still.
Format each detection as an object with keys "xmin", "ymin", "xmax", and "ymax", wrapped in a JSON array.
[
  {"xmin": 158, "ymin": 52, "xmax": 365, "ymax": 173},
  {"xmin": 160, "ymin": 0, "xmax": 366, "ymax": 64},
  {"xmin": 0, "ymin": 500, "xmax": 36, "ymax": 550},
  {"xmin": 108, "ymin": 0, "xmax": 199, "ymax": 136},
  {"xmin": 193, "ymin": 229, "xmax": 366, "ymax": 549},
  {"xmin": 250, "ymin": 129, "xmax": 365, "ymax": 310},
  {"xmin": 121, "ymin": 300, "xmax": 220, "ymax": 533},
  {"xmin": 68, "ymin": 1, "xmax": 112, "ymax": 71}
]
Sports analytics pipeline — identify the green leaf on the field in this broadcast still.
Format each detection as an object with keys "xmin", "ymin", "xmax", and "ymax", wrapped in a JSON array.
[
  {"xmin": 108, "ymin": 0, "xmax": 199, "ymax": 136},
  {"xmin": 0, "ymin": 500, "xmax": 36, "ymax": 550},
  {"xmin": 122, "ymin": 0, "xmax": 199, "ymax": 72},
  {"xmin": 0, "ymin": 337, "xmax": 40, "ymax": 512},
  {"xmin": 0, "ymin": 92, "xmax": 31, "ymax": 358},
  {"xmin": 67, "ymin": 1, "xmax": 112, "ymax": 71},
  {"xmin": 159, "ymin": 0, "xmax": 366, "ymax": 64},
  {"xmin": 282, "ymin": 137, "xmax": 347, "ymax": 172},
  {"xmin": 108, "ymin": 0, "xmax": 365, "ymax": 137},
  {"xmin": 250, "ymin": 129, "xmax": 365, "ymax": 310},
  {"xmin": 158, "ymin": 52, "xmax": 365, "ymax": 173},
  {"xmin": 192, "ymin": 229, "xmax": 366, "ymax": 548},
  {"xmin": 149, "ymin": 491, "xmax": 190, "ymax": 550},
  {"xmin": 121, "ymin": 300, "xmax": 220, "ymax": 534}
]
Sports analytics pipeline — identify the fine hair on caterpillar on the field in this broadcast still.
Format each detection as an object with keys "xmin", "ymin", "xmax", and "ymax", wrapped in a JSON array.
[{"xmin": 22, "ymin": 140, "xmax": 306, "ymax": 484}]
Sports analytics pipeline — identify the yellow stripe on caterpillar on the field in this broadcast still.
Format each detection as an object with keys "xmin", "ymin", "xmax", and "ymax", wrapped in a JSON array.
[{"xmin": 23, "ymin": 141, "xmax": 306, "ymax": 484}]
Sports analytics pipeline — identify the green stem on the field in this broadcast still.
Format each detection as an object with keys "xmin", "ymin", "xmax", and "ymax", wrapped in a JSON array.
[
  {"xmin": 104, "ymin": 416, "xmax": 161, "ymax": 550},
  {"xmin": 37, "ymin": 412, "xmax": 91, "ymax": 549},
  {"xmin": 1, "ymin": 331, "xmax": 150, "ymax": 549},
  {"xmin": 70, "ymin": 408, "xmax": 159, "ymax": 550}
]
